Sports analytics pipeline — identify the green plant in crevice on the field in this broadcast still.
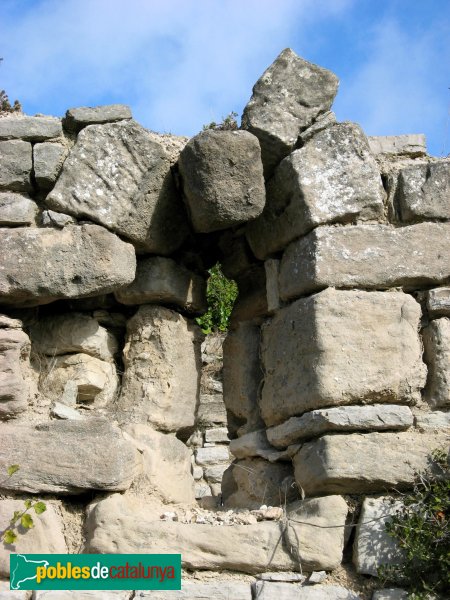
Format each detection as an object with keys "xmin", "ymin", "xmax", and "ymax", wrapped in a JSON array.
[
  {"xmin": 378, "ymin": 448, "xmax": 450, "ymax": 599},
  {"xmin": 202, "ymin": 111, "xmax": 239, "ymax": 132},
  {"xmin": 2, "ymin": 465, "xmax": 47, "ymax": 545},
  {"xmin": 196, "ymin": 263, "xmax": 238, "ymax": 334}
]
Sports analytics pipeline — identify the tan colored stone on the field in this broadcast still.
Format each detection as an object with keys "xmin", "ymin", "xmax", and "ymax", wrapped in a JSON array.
[
  {"xmin": 135, "ymin": 582, "xmax": 251, "ymax": 599},
  {"xmin": 0, "ymin": 325, "xmax": 33, "ymax": 418},
  {"xmin": 426, "ymin": 287, "xmax": 450, "ymax": 318},
  {"xmin": 423, "ymin": 317, "xmax": 450, "ymax": 408}
]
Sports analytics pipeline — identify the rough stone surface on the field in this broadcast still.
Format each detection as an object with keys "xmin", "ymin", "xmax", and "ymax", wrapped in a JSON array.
[
  {"xmin": 51, "ymin": 401, "xmax": 84, "ymax": 420},
  {"xmin": 260, "ymin": 289, "xmax": 425, "ymax": 426},
  {"xmin": 242, "ymin": 48, "xmax": 339, "ymax": 175},
  {"xmin": 63, "ymin": 104, "xmax": 132, "ymax": 132},
  {"xmin": 293, "ymin": 431, "xmax": 449, "ymax": 495},
  {"xmin": 230, "ymin": 265, "xmax": 269, "ymax": 325},
  {"xmin": 0, "ymin": 115, "xmax": 62, "ymax": 141},
  {"xmin": 124, "ymin": 424, "xmax": 195, "ymax": 503},
  {"xmin": 223, "ymin": 321, "xmax": 264, "ymax": 437},
  {"xmin": 41, "ymin": 209, "xmax": 76, "ymax": 228},
  {"xmin": 195, "ymin": 446, "xmax": 229, "ymax": 466},
  {"xmin": 0, "ymin": 325, "xmax": 32, "ymax": 418},
  {"xmin": 0, "ymin": 591, "xmax": 28, "ymax": 599},
  {"xmin": 267, "ymin": 405, "xmax": 414, "ymax": 448},
  {"xmin": 279, "ymin": 223, "xmax": 450, "ymax": 300},
  {"xmin": 0, "ymin": 192, "xmax": 38, "ymax": 226},
  {"xmin": 396, "ymin": 160, "xmax": 450, "ymax": 222},
  {"xmin": 0, "ymin": 140, "xmax": 32, "ymax": 191},
  {"xmin": 115, "ymin": 256, "xmax": 207, "ymax": 314},
  {"xmin": 229, "ymin": 429, "xmax": 284, "ymax": 461},
  {"xmin": 423, "ymin": 318, "xmax": 450, "ymax": 408},
  {"xmin": 178, "ymin": 129, "xmax": 265, "ymax": 233},
  {"xmin": 415, "ymin": 410, "xmax": 450, "ymax": 429},
  {"xmin": 353, "ymin": 497, "xmax": 404, "ymax": 576},
  {"xmin": 30, "ymin": 313, "xmax": 118, "ymax": 361},
  {"xmin": 0, "ymin": 500, "xmax": 67, "ymax": 577},
  {"xmin": 135, "ymin": 582, "xmax": 251, "ymax": 599},
  {"xmin": 218, "ymin": 229, "xmax": 256, "ymax": 279},
  {"xmin": 371, "ymin": 590, "xmax": 408, "ymax": 600},
  {"xmin": 247, "ymin": 122, "xmax": 385, "ymax": 260},
  {"xmin": 253, "ymin": 583, "xmax": 360, "ymax": 600},
  {"xmin": 85, "ymin": 494, "xmax": 297, "ymax": 573},
  {"xmin": 33, "ymin": 593, "xmax": 131, "ymax": 600},
  {"xmin": 0, "ymin": 224, "xmax": 136, "ymax": 306},
  {"xmin": 368, "ymin": 134, "xmax": 427, "ymax": 157},
  {"xmin": 117, "ymin": 305, "xmax": 201, "ymax": 433},
  {"xmin": 205, "ymin": 427, "xmax": 229, "ymax": 443},
  {"xmin": 222, "ymin": 457, "xmax": 297, "ymax": 508},
  {"xmin": 33, "ymin": 142, "xmax": 68, "ymax": 189},
  {"xmin": 426, "ymin": 287, "xmax": 450, "ymax": 318},
  {"xmin": 196, "ymin": 394, "xmax": 227, "ymax": 427},
  {"xmin": 46, "ymin": 120, "xmax": 189, "ymax": 253},
  {"xmin": 0, "ymin": 419, "xmax": 141, "ymax": 493}
]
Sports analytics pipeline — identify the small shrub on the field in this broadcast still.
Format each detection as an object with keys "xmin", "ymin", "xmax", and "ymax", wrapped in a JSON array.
[
  {"xmin": 379, "ymin": 449, "xmax": 450, "ymax": 599},
  {"xmin": 202, "ymin": 111, "xmax": 239, "ymax": 132},
  {"xmin": 196, "ymin": 263, "xmax": 238, "ymax": 334},
  {"xmin": 0, "ymin": 90, "xmax": 21, "ymax": 114}
]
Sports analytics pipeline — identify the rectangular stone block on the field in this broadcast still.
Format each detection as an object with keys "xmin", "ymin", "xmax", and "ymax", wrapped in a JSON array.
[
  {"xmin": 0, "ymin": 115, "xmax": 62, "ymax": 141},
  {"xmin": 279, "ymin": 223, "xmax": 450, "ymax": 300},
  {"xmin": 195, "ymin": 446, "xmax": 229, "ymax": 466},
  {"xmin": 0, "ymin": 192, "xmax": 38, "ymax": 225},
  {"xmin": 135, "ymin": 582, "xmax": 251, "ymax": 599},
  {"xmin": 426, "ymin": 287, "xmax": 450, "ymax": 318},
  {"xmin": 261, "ymin": 289, "xmax": 425, "ymax": 426},
  {"xmin": 368, "ymin": 134, "xmax": 427, "ymax": 156},
  {"xmin": 422, "ymin": 317, "xmax": 450, "ymax": 408},
  {"xmin": 253, "ymin": 582, "xmax": 360, "ymax": 599},
  {"xmin": 0, "ymin": 140, "xmax": 32, "ymax": 191},
  {"xmin": 205, "ymin": 427, "xmax": 229, "ymax": 443}
]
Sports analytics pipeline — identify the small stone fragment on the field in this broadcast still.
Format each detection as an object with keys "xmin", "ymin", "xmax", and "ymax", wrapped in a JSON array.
[{"xmin": 0, "ymin": 192, "xmax": 38, "ymax": 225}]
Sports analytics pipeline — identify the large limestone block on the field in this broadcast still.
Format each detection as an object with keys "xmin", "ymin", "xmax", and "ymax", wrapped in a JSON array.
[
  {"xmin": 253, "ymin": 583, "xmax": 360, "ymax": 600},
  {"xmin": 117, "ymin": 305, "xmax": 201, "ymax": 433},
  {"xmin": 124, "ymin": 424, "xmax": 195, "ymax": 503},
  {"xmin": 0, "ymin": 224, "xmax": 136, "ymax": 306},
  {"xmin": 135, "ymin": 581, "xmax": 251, "ymax": 599},
  {"xmin": 396, "ymin": 160, "xmax": 450, "ymax": 222},
  {"xmin": 426, "ymin": 287, "xmax": 450, "ymax": 318},
  {"xmin": 178, "ymin": 129, "xmax": 265, "ymax": 232},
  {"xmin": 0, "ymin": 140, "xmax": 32, "ymax": 191},
  {"xmin": 85, "ymin": 494, "xmax": 297, "ymax": 573},
  {"xmin": 267, "ymin": 405, "xmax": 414, "ymax": 448},
  {"xmin": 46, "ymin": 120, "xmax": 189, "ymax": 253},
  {"xmin": 195, "ymin": 446, "xmax": 230, "ymax": 466},
  {"xmin": 30, "ymin": 313, "xmax": 118, "ymax": 361},
  {"xmin": 260, "ymin": 289, "xmax": 425, "ymax": 426},
  {"xmin": 40, "ymin": 353, "xmax": 118, "ymax": 406},
  {"xmin": 368, "ymin": 134, "xmax": 427, "ymax": 157},
  {"xmin": 0, "ymin": 115, "xmax": 62, "ymax": 141},
  {"xmin": 0, "ymin": 323, "xmax": 33, "ymax": 418},
  {"xmin": 223, "ymin": 321, "xmax": 264, "ymax": 437},
  {"xmin": 33, "ymin": 142, "xmax": 68, "ymax": 189},
  {"xmin": 242, "ymin": 48, "xmax": 339, "ymax": 175},
  {"xmin": 423, "ymin": 318, "xmax": 450, "ymax": 408},
  {"xmin": 221, "ymin": 458, "xmax": 297, "ymax": 508},
  {"xmin": 353, "ymin": 497, "xmax": 404, "ymax": 576},
  {"xmin": 0, "ymin": 192, "xmax": 38, "ymax": 226},
  {"xmin": 293, "ymin": 431, "xmax": 449, "ymax": 495},
  {"xmin": 115, "ymin": 256, "xmax": 207, "ymax": 314},
  {"xmin": 247, "ymin": 122, "xmax": 385, "ymax": 260},
  {"xmin": 0, "ymin": 419, "xmax": 141, "ymax": 493},
  {"xmin": 63, "ymin": 104, "xmax": 132, "ymax": 132},
  {"xmin": 279, "ymin": 223, "xmax": 450, "ymax": 300},
  {"xmin": 0, "ymin": 500, "xmax": 67, "ymax": 577}
]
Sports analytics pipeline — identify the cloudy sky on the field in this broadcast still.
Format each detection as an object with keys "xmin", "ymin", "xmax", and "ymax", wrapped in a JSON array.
[{"xmin": 1, "ymin": 0, "xmax": 449, "ymax": 156}]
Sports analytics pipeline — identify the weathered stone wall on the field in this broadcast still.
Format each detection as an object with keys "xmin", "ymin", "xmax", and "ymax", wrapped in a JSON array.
[{"xmin": 0, "ymin": 48, "xmax": 449, "ymax": 600}]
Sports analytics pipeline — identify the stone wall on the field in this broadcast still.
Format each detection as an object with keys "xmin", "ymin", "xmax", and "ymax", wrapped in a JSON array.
[{"xmin": 0, "ymin": 48, "xmax": 449, "ymax": 600}]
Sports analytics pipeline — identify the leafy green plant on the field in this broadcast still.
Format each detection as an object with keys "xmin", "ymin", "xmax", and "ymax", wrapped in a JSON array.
[
  {"xmin": 378, "ymin": 449, "xmax": 450, "ymax": 599},
  {"xmin": 196, "ymin": 263, "xmax": 238, "ymax": 334},
  {"xmin": 0, "ymin": 90, "xmax": 21, "ymax": 113},
  {"xmin": 202, "ymin": 111, "xmax": 239, "ymax": 131},
  {"xmin": 2, "ymin": 465, "xmax": 47, "ymax": 545}
]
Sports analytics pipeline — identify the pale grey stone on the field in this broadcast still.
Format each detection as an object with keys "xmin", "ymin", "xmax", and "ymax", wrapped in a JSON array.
[
  {"xmin": 308, "ymin": 571, "xmax": 327, "ymax": 584},
  {"xmin": 204, "ymin": 463, "xmax": 229, "ymax": 483},
  {"xmin": 427, "ymin": 287, "xmax": 450, "ymax": 318},
  {"xmin": 0, "ymin": 326, "xmax": 32, "ymax": 418},
  {"xmin": 242, "ymin": 48, "xmax": 339, "ymax": 175},
  {"xmin": 415, "ymin": 410, "xmax": 450, "ymax": 429},
  {"xmin": 63, "ymin": 104, "xmax": 132, "ymax": 132},
  {"xmin": 115, "ymin": 256, "xmax": 206, "ymax": 314},
  {"xmin": 253, "ymin": 583, "xmax": 360, "ymax": 599},
  {"xmin": 0, "ymin": 140, "xmax": 32, "ymax": 191},
  {"xmin": 267, "ymin": 405, "xmax": 414, "ymax": 448},
  {"xmin": 41, "ymin": 209, "xmax": 75, "ymax": 228},
  {"xmin": 33, "ymin": 592, "xmax": 131, "ymax": 600},
  {"xmin": 0, "ymin": 224, "xmax": 136, "ymax": 307},
  {"xmin": 51, "ymin": 401, "xmax": 84, "ymax": 420},
  {"xmin": 193, "ymin": 466, "xmax": 203, "ymax": 480},
  {"xmin": 423, "ymin": 318, "xmax": 450, "ymax": 408},
  {"xmin": 368, "ymin": 134, "xmax": 427, "ymax": 157},
  {"xmin": 258, "ymin": 572, "xmax": 306, "ymax": 582},
  {"xmin": 0, "ymin": 591, "xmax": 28, "ymax": 599},
  {"xmin": 178, "ymin": 129, "xmax": 265, "ymax": 232},
  {"xmin": 229, "ymin": 429, "xmax": 283, "ymax": 460},
  {"xmin": 297, "ymin": 110, "xmax": 336, "ymax": 144},
  {"xmin": 33, "ymin": 142, "xmax": 68, "ymax": 189},
  {"xmin": 117, "ymin": 305, "xmax": 201, "ymax": 433},
  {"xmin": 0, "ymin": 115, "xmax": 62, "ymax": 141},
  {"xmin": 135, "ymin": 582, "xmax": 251, "ymax": 599},
  {"xmin": 46, "ymin": 120, "xmax": 189, "ymax": 253},
  {"xmin": 222, "ymin": 457, "xmax": 297, "ymax": 509},
  {"xmin": 196, "ymin": 446, "xmax": 229, "ymax": 466},
  {"xmin": 396, "ymin": 160, "xmax": 450, "ymax": 222},
  {"xmin": 279, "ymin": 223, "xmax": 450, "ymax": 300},
  {"xmin": 205, "ymin": 427, "xmax": 229, "ymax": 443},
  {"xmin": 0, "ymin": 500, "xmax": 67, "ymax": 577},
  {"xmin": 0, "ymin": 419, "xmax": 141, "ymax": 493},
  {"xmin": 194, "ymin": 482, "xmax": 212, "ymax": 498},
  {"xmin": 196, "ymin": 394, "xmax": 227, "ymax": 427},
  {"xmin": 354, "ymin": 497, "xmax": 404, "ymax": 576},
  {"xmin": 372, "ymin": 590, "xmax": 408, "ymax": 600},
  {"xmin": 60, "ymin": 379, "xmax": 78, "ymax": 406},
  {"xmin": 293, "ymin": 431, "xmax": 449, "ymax": 495},
  {"xmin": 0, "ymin": 192, "xmax": 37, "ymax": 225},
  {"xmin": 261, "ymin": 289, "xmax": 425, "ymax": 426},
  {"xmin": 247, "ymin": 122, "xmax": 385, "ymax": 260}
]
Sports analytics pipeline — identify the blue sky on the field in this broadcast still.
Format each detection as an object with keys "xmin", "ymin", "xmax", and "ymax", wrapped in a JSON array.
[{"xmin": 1, "ymin": 0, "xmax": 449, "ymax": 156}]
